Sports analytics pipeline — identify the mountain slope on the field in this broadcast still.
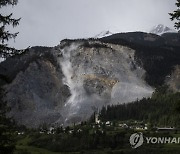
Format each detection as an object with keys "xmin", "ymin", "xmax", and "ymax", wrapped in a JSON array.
[
  {"xmin": 0, "ymin": 47, "xmax": 70, "ymax": 127},
  {"xmin": 101, "ymin": 32, "xmax": 180, "ymax": 86},
  {"xmin": 0, "ymin": 32, "xmax": 180, "ymax": 127}
]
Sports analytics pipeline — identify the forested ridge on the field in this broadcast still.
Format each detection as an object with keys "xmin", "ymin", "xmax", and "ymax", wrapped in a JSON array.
[{"xmin": 99, "ymin": 86, "xmax": 180, "ymax": 127}]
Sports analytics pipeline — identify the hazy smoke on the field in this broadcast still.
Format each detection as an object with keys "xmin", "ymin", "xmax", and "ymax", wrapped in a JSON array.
[
  {"xmin": 111, "ymin": 82, "xmax": 153, "ymax": 104},
  {"xmin": 59, "ymin": 43, "xmax": 84, "ymax": 122}
]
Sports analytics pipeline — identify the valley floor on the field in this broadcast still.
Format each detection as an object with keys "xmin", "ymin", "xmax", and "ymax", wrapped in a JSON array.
[{"xmin": 14, "ymin": 123, "xmax": 180, "ymax": 154}]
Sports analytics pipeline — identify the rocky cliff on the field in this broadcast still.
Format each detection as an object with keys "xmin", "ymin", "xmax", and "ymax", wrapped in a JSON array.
[
  {"xmin": 0, "ymin": 32, "xmax": 180, "ymax": 127},
  {"xmin": 57, "ymin": 40, "xmax": 153, "ymax": 125}
]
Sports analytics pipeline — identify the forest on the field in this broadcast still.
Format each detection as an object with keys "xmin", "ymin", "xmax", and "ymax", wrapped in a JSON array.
[{"xmin": 99, "ymin": 86, "xmax": 180, "ymax": 127}]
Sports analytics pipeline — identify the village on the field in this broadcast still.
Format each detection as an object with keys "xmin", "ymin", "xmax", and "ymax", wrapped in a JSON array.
[{"xmin": 16, "ymin": 113, "xmax": 178, "ymax": 136}]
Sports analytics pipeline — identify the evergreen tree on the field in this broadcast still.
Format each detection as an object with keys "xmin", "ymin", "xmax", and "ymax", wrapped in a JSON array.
[
  {"xmin": 0, "ymin": 0, "xmax": 20, "ymax": 58},
  {"xmin": 0, "ymin": 1, "xmax": 20, "ymax": 153},
  {"xmin": 175, "ymin": 100, "xmax": 180, "ymax": 113},
  {"xmin": 169, "ymin": 0, "xmax": 180, "ymax": 30},
  {"xmin": 0, "ymin": 88, "xmax": 16, "ymax": 154}
]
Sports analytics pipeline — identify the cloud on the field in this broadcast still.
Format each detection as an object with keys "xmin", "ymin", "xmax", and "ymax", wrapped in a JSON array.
[{"xmin": 1, "ymin": 0, "xmax": 177, "ymax": 49}]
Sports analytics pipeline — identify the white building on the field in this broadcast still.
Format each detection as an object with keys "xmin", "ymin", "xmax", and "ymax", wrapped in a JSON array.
[{"xmin": 95, "ymin": 113, "xmax": 100, "ymax": 124}]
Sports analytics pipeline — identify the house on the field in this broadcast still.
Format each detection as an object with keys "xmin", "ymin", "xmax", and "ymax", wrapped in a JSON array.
[
  {"xmin": 47, "ymin": 127, "xmax": 55, "ymax": 134},
  {"xmin": 144, "ymin": 124, "xmax": 148, "ymax": 130},
  {"xmin": 69, "ymin": 130, "xmax": 74, "ymax": 134},
  {"xmin": 77, "ymin": 129, "xmax": 82, "ymax": 133},
  {"xmin": 156, "ymin": 127, "xmax": 176, "ymax": 133},
  {"xmin": 39, "ymin": 131, "xmax": 44, "ymax": 134},
  {"xmin": 105, "ymin": 121, "xmax": 111, "ymax": 126},
  {"xmin": 119, "ymin": 123, "xmax": 128, "ymax": 128},
  {"xmin": 17, "ymin": 132, "xmax": 24, "ymax": 135}
]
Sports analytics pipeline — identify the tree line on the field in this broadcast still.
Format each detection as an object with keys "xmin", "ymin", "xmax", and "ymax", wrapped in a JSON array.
[{"xmin": 99, "ymin": 86, "xmax": 180, "ymax": 127}]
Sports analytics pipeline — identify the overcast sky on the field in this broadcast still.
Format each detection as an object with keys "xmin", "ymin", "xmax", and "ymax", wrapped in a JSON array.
[{"xmin": 1, "ymin": 0, "xmax": 177, "ymax": 49}]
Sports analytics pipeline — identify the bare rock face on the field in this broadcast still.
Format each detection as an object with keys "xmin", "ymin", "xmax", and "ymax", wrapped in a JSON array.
[
  {"xmin": 5, "ymin": 60, "xmax": 70, "ymax": 127},
  {"xmin": 1, "ymin": 47, "xmax": 70, "ymax": 127},
  {"xmin": 56, "ymin": 40, "xmax": 153, "ymax": 125}
]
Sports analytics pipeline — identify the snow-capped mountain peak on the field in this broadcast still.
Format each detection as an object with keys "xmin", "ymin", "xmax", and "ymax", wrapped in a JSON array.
[
  {"xmin": 94, "ymin": 30, "xmax": 113, "ymax": 38},
  {"xmin": 150, "ymin": 24, "xmax": 177, "ymax": 35}
]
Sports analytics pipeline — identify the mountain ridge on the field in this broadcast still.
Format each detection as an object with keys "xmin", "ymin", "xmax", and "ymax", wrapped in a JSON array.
[{"xmin": 0, "ymin": 31, "xmax": 180, "ymax": 127}]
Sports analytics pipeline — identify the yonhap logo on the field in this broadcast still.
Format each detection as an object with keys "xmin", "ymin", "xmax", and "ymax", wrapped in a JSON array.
[
  {"xmin": 129, "ymin": 132, "xmax": 180, "ymax": 149},
  {"xmin": 129, "ymin": 132, "xmax": 144, "ymax": 148}
]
